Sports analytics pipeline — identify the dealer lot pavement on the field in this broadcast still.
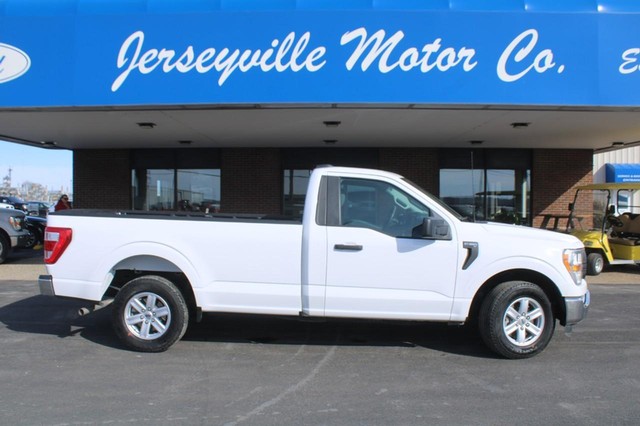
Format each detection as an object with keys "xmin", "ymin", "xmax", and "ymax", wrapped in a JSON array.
[{"xmin": 1, "ymin": 251, "xmax": 639, "ymax": 425}]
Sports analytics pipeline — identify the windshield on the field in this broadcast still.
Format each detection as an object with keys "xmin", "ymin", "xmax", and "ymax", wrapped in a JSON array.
[
  {"xmin": 574, "ymin": 189, "xmax": 606, "ymax": 231},
  {"xmin": 572, "ymin": 187, "xmax": 640, "ymax": 232},
  {"xmin": 402, "ymin": 178, "xmax": 466, "ymax": 221}
]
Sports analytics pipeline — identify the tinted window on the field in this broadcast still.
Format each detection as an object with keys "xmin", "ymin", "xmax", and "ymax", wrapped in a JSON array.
[{"xmin": 339, "ymin": 178, "xmax": 434, "ymax": 238}]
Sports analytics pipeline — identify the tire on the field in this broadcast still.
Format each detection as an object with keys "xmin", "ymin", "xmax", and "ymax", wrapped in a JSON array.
[
  {"xmin": 112, "ymin": 275, "xmax": 189, "ymax": 352},
  {"xmin": 479, "ymin": 281, "xmax": 555, "ymax": 359},
  {"xmin": 0, "ymin": 233, "xmax": 9, "ymax": 264},
  {"xmin": 587, "ymin": 252, "xmax": 604, "ymax": 276},
  {"xmin": 24, "ymin": 228, "xmax": 37, "ymax": 249}
]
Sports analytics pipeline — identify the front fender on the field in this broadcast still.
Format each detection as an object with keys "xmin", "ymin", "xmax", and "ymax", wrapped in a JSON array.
[{"xmin": 450, "ymin": 255, "xmax": 587, "ymax": 322}]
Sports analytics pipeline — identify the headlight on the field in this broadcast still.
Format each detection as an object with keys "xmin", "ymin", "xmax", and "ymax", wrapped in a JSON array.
[
  {"xmin": 563, "ymin": 248, "xmax": 586, "ymax": 285},
  {"xmin": 8, "ymin": 216, "xmax": 24, "ymax": 231}
]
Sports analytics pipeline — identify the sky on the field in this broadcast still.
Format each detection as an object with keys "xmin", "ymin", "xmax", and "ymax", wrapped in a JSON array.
[{"xmin": 0, "ymin": 141, "xmax": 73, "ymax": 192}]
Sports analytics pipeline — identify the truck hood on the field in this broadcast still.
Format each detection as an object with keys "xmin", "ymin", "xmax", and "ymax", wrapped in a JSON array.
[{"xmin": 459, "ymin": 220, "xmax": 584, "ymax": 249}]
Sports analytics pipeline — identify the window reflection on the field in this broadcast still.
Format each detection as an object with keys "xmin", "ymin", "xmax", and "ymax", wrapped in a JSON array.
[
  {"xmin": 178, "ymin": 169, "xmax": 221, "ymax": 213},
  {"xmin": 440, "ymin": 168, "xmax": 530, "ymax": 225},
  {"xmin": 283, "ymin": 169, "xmax": 311, "ymax": 218},
  {"xmin": 132, "ymin": 169, "xmax": 220, "ymax": 212},
  {"xmin": 486, "ymin": 169, "xmax": 530, "ymax": 225},
  {"xmin": 440, "ymin": 169, "xmax": 484, "ymax": 221},
  {"xmin": 132, "ymin": 169, "xmax": 174, "ymax": 211}
]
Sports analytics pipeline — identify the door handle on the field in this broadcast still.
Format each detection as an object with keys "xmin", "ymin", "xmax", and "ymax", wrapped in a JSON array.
[{"xmin": 334, "ymin": 244, "xmax": 363, "ymax": 251}]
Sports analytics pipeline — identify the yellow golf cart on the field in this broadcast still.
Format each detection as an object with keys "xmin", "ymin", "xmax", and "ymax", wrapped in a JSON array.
[{"xmin": 568, "ymin": 182, "xmax": 640, "ymax": 275}]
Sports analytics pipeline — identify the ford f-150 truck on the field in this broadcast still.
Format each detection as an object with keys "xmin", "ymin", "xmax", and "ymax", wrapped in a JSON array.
[{"xmin": 39, "ymin": 166, "xmax": 590, "ymax": 358}]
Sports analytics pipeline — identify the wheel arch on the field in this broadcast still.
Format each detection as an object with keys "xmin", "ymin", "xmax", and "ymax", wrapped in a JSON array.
[
  {"xmin": 584, "ymin": 240, "xmax": 613, "ymax": 263},
  {"xmin": 104, "ymin": 255, "xmax": 200, "ymax": 322},
  {"xmin": 0, "ymin": 228, "xmax": 10, "ymax": 242},
  {"xmin": 468, "ymin": 269, "xmax": 565, "ymax": 325},
  {"xmin": 0, "ymin": 228, "xmax": 10, "ymax": 245},
  {"xmin": 585, "ymin": 247, "xmax": 606, "ymax": 257}
]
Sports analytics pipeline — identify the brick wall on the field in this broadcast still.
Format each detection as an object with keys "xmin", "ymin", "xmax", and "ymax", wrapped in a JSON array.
[
  {"xmin": 72, "ymin": 147, "xmax": 594, "ymax": 225},
  {"xmin": 74, "ymin": 149, "xmax": 131, "ymax": 209},
  {"xmin": 379, "ymin": 148, "xmax": 439, "ymax": 194},
  {"xmin": 532, "ymin": 149, "xmax": 593, "ymax": 228},
  {"xmin": 220, "ymin": 148, "xmax": 440, "ymax": 215},
  {"xmin": 220, "ymin": 148, "xmax": 282, "ymax": 214}
]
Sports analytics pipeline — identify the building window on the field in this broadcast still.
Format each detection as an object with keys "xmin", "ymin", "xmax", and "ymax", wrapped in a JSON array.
[
  {"xmin": 132, "ymin": 168, "xmax": 220, "ymax": 212},
  {"xmin": 439, "ymin": 149, "xmax": 531, "ymax": 225},
  {"xmin": 281, "ymin": 149, "xmax": 380, "ymax": 218},
  {"xmin": 130, "ymin": 148, "xmax": 221, "ymax": 212},
  {"xmin": 439, "ymin": 169, "xmax": 484, "ymax": 220},
  {"xmin": 177, "ymin": 169, "xmax": 221, "ymax": 212},
  {"xmin": 283, "ymin": 169, "xmax": 311, "ymax": 218}
]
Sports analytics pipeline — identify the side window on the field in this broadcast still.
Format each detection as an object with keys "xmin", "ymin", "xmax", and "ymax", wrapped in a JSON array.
[
  {"xmin": 617, "ymin": 190, "xmax": 631, "ymax": 214},
  {"xmin": 339, "ymin": 178, "xmax": 435, "ymax": 238}
]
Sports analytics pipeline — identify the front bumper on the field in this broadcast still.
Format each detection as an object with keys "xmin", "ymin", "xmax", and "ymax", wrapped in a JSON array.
[
  {"xmin": 11, "ymin": 232, "xmax": 30, "ymax": 249},
  {"xmin": 38, "ymin": 274, "xmax": 55, "ymax": 296},
  {"xmin": 564, "ymin": 290, "xmax": 591, "ymax": 326}
]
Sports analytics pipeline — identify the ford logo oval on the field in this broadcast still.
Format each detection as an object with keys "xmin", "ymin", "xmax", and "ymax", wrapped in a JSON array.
[{"xmin": 0, "ymin": 43, "xmax": 31, "ymax": 83}]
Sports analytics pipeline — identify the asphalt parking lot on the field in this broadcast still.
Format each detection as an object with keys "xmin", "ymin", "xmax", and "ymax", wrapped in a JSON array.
[{"xmin": 1, "ymin": 249, "xmax": 640, "ymax": 425}]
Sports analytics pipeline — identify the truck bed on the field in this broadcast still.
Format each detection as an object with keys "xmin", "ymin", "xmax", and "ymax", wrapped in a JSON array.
[{"xmin": 51, "ymin": 209, "xmax": 302, "ymax": 224}]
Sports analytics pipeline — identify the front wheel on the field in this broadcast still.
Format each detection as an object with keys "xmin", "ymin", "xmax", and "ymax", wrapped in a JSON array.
[
  {"xmin": 23, "ymin": 227, "xmax": 38, "ymax": 249},
  {"xmin": 479, "ymin": 281, "xmax": 555, "ymax": 359},
  {"xmin": 587, "ymin": 252, "xmax": 604, "ymax": 276},
  {"xmin": 0, "ymin": 234, "xmax": 9, "ymax": 264},
  {"xmin": 112, "ymin": 275, "xmax": 189, "ymax": 352}
]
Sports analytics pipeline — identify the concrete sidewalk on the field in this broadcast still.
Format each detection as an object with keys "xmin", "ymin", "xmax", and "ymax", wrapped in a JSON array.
[{"xmin": 2, "ymin": 248, "xmax": 640, "ymax": 285}]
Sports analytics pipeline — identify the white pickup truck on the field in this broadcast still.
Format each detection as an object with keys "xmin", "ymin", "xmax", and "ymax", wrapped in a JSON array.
[{"xmin": 39, "ymin": 166, "xmax": 589, "ymax": 358}]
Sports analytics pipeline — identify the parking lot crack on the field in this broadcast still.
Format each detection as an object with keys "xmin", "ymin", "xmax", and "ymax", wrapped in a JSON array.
[{"xmin": 223, "ymin": 345, "xmax": 337, "ymax": 426}]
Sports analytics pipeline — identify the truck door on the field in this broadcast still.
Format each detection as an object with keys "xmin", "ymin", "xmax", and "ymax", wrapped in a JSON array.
[{"xmin": 323, "ymin": 176, "xmax": 459, "ymax": 320}]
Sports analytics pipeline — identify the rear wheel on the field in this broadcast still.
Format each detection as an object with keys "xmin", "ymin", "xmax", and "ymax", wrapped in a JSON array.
[
  {"xmin": 479, "ymin": 281, "xmax": 555, "ymax": 359},
  {"xmin": 587, "ymin": 252, "xmax": 604, "ymax": 276},
  {"xmin": 112, "ymin": 275, "xmax": 189, "ymax": 352}
]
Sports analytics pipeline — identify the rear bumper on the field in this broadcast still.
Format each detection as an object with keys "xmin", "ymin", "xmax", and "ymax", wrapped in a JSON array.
[
  {"xmin": 564, "ymin": 290, "xmax": 591, "ymax": 326},
  {"xmin": 38, "ymin": 274, "xmax": 55, "ymax": 296},
  {"xmin": 37, "ymin": 274, "xmax": 105, "ymax": 301}
]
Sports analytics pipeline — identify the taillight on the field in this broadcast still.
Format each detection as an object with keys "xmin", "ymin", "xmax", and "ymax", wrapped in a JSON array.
[{"xmin": 44, "ymin": 227, "xmax": 72, "ymax": 264}]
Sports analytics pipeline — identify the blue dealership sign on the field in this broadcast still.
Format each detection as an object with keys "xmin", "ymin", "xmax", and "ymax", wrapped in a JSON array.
[
  {"xmin": 606, "ymin": 164, "xmax": 640, "ymax": 183},
  {"xmin": 0, "ymin": 1, "xmax": 639, "ymax": 107}
]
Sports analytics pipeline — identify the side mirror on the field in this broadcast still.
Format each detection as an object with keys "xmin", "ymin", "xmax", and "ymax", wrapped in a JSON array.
[{"xmin": 412, "ymin": 218, "xmax": 452, "ymax": 240}]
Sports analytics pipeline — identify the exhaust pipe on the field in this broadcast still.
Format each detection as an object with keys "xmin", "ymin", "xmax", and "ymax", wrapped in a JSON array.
[{"xmin": 77, "ymin": 300, "xmax": 111, "ymax": 316}]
